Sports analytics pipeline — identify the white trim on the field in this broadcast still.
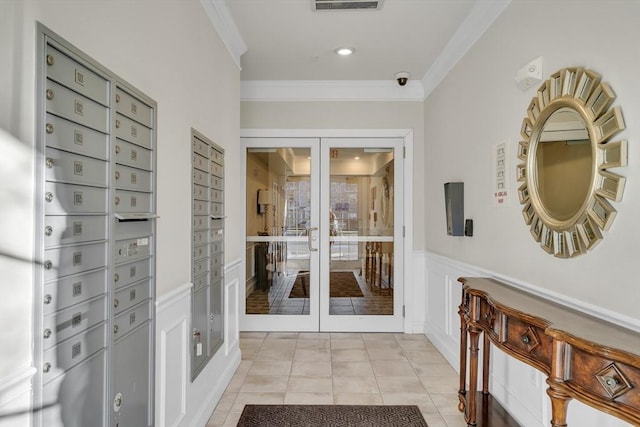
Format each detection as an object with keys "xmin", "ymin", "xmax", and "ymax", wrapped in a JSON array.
[
  {"xmin": 240, "ymin": 80, "xmax": 425, "ymax": 102},
  {"xmin": 427, "ymin": 251, "xmax": 640, "ymax": 331},
  {"xmin": 155, "ymin": 282, "xmax": 193, "ymax": 313},
  {"xmin": 158, "ymin": 315, "xmax": 188, "ymax": 427},
  {"xmin": 240, "ymin": 128, "xmax": 414, "ymax": 333},
  {"xmin": 421, "ymin": 0, "xmax": 511, "ymax": 98},
  {"xmin": 199, "ymin": 0, "xmax": 248, "ymax": 69}
]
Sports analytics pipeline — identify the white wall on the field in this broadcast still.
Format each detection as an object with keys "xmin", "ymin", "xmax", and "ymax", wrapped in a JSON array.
[
  {"xmin": 422, "ymin": 1, "xmax": 639, "ymax": 426},
  {"xmin": 423, "ymin": 0, "xmax": 640, "ymax": 321},
  {"xmin": 0, "ymin": 0, "xmax": 242, "ymax": 425}
]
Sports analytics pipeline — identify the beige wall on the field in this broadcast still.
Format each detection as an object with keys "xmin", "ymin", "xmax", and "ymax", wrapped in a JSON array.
[
  {"xmin": 0, "ymin": 0, "xmax": 240, "ymax": 380},
  {"xmin": 423, "ymin": 0, "xmax": 640, "ymax": 319},
  {"xmin": 241, "ymin": 101, "xmax": 425, "ymax": 249}
]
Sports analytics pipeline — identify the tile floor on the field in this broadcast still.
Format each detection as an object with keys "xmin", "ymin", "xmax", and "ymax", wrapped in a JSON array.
[
  {"xmin": 245, "ymin": 270, "xmax": 393, "ymax": 315},
  {"xmin": 206, "ymin": 332, "xmax": 467, "ymax": 427}
]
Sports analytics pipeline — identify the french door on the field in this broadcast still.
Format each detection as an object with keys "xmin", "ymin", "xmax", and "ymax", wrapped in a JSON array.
[{"xmin": 242, "ymin": 137, "xmax": 403, "ymax": 332}]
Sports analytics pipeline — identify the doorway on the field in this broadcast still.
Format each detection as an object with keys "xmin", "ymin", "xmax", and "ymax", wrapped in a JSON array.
[{"xmin": 242, "ymin": 137, "xmax": 404, "ymax": 332}]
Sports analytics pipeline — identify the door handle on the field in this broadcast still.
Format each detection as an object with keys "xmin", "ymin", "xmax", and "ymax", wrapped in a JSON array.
[{"xmin": 307, "ymin": 227, "xmax": 318, "ymax": 252}]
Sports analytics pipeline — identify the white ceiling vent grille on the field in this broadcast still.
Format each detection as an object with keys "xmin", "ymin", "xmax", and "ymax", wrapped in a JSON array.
[{"xmin": 313, "ymin": 0, "xmax": 383, "ymax": 11}]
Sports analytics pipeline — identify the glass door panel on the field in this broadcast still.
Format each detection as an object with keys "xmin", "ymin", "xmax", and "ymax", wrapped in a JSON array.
[
  {"xmin": 320, "ymin": 139, "xmax": 403, "ymax": 332},
  {"xmin": 243, "ymin": 139, "xmax": 320, "ymax": 331}
]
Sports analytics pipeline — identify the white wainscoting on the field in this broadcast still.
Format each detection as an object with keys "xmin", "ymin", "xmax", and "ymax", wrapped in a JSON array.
[
  {"xmin": 155, "ymin": 259, "xmax": 241, "ymax": 427},
  {"xmin": 421, "ymin": 251, "xmax": 634, "ymax": 427}
]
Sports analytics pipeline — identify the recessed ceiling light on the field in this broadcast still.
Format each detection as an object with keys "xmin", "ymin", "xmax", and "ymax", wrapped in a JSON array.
[
  {"xmin": 354, "ymin": 156, "xmax": 360, "ymax": 160},
  {"xmin": 335, "ymin": 47, "xmax": 355, "ymax": 56}
]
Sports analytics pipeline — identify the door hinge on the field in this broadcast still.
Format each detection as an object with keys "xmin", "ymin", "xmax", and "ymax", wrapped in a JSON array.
[{"xmin": 402, "ymin": 305, "xmax": 406, "ymax": 318}]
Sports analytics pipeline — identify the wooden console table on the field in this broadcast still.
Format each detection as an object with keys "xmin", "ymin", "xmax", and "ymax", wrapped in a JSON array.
[{"xmin": 458, "ymin": 277, "xmax": 640, "ymax": 426}]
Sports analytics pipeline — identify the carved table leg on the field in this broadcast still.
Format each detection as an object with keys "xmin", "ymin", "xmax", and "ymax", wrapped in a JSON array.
[
  {"xmin": 482, "ymin": 332, "xmax": 490, "ymax": 394},
  {"xmin": 458, "ymin": 298, "xmax": 468, "ymax": 412},
  {"xmin": 546, "ymin": 380, "xmax": 572, "ymax": 427},
  {"xmin": 467, "ymin": 324, "xmax": 482, "ymax": 425}
]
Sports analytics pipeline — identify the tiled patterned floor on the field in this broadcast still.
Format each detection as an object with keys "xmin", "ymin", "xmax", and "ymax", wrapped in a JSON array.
[
  {"xmin": 246, "ymin": 270, "xmax": 393, "ymax": 315},
  {"xmin": 206, "ymin": 332, "xmax": 467, "ymax": 427}
]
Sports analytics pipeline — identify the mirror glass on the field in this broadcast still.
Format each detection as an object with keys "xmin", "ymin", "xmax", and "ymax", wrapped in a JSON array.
[{"xmin": 535, "ymin": 108, "xmax": 591, "ymax": 221}]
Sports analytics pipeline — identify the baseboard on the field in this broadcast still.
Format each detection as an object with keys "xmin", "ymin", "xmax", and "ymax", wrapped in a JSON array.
[{"xmin": 188, "ymin": 347, "xmax": 241, "ymax": 427}]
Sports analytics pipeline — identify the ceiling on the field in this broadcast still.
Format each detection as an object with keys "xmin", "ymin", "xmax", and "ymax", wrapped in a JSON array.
[{"xmin": 227, "ymin": 0, "xmax": 478, "ymax": 82}]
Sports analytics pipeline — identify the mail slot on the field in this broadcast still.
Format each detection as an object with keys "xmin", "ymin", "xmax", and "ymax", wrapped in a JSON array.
[
  {"xmin": 44, "ymin": 182, "xmax": 107, "ymax": 215},
  {"xmin": 114, "ymin": 189, "xmax": 152, "ymax": 213},
  {"xmin": 45, "ymin": 44, "xmax": 109, "ymax": 105},
  {"xmin": 42, "ymin": 322, "xmax": 106, "ymax": 384},
  {"xmin": 46, "ymin": 80, "xmax": 108, "ymax": 133},
  {"xmin": 45, "ymin": 147, "xmax": 108, "ymax": 188},
  {"xmin": 114, "ymin": 113, "xmax": 152, "ymax": 149},
  {"xmin": 43, "ymin": 268, "xmax": 107, "ymax": 316},
  {"xmin": 43, "ymin": 242, "xmax": 107, "ymax": 282},
  {"xmin": 114, "ymin": 257, "xmax": 151, "ymax": 289},
  {"xmin": 115, "ymin": 139, "xmax": 152, "ymax": 171},
  {"xmin": 113, "ymin": 280, "xmax": 150, "ymax": 315},
  {"xmin": 114, "ymin": 164, "xmax": 152, "ymax": 192},
  {"xmin": 113, "ymin": 300, "xmax": 150, "ymax": 341},
  {"xmin": 44, "ymin": 215, "xmax": 107, "ymax": 248},
  {"xmin": 45, "ymin": 113, "xmax": 109, "ymax": 161},
  {"xmin": 42, "ymin": 295, "xmax": 106, "ymax": 348},
  {"xmin": 115, "ymin": 87, "xmax": 153, "ymax": 128}
]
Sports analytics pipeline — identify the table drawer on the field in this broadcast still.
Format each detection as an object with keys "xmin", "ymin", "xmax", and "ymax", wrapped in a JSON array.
[{"xmin": 503, "ymin": 315, "xmax": 552, "ymax": 371}]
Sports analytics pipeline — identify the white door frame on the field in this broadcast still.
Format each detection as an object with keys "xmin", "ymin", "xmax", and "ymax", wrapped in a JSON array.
[{"xmin": 240, "ymin": 128, "xmax": 415, "ymax": 333}]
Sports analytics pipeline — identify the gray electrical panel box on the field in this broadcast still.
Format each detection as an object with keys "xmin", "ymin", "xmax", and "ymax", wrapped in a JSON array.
[
  {"xmin": 444, "ymin": 182, "xmax": 464, "ymax": 236},
  {"xmin": 35, "ymin": 23, "xmax": 156, "ymax": 427},
  {"xmin": 191, "ymin": 129, "xmax": 225, "ymax": 380}
]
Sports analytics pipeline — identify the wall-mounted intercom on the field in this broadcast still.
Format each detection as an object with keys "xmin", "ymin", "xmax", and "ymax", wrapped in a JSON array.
[{"xmin": 444, "ymin": 182, "xmax": 464, "ymax": 236}]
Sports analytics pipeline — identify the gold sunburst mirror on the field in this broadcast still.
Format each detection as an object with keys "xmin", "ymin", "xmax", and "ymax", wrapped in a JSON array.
[{"xmin": 517, "ymin": 67, "xmax": 627, "ymax": 258}]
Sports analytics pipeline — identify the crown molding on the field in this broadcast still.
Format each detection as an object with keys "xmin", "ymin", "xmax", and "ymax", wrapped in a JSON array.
[
  {"xmin": 200, "ymin": 0, "xmax": 247, "ymax": 69},
  {"xmin": 241, "ymin": 80, "xmax": 425, "ymax": 102},
  {"xmin": 421, "ymin": 0, "xmax": 511, "ymax": 99}
]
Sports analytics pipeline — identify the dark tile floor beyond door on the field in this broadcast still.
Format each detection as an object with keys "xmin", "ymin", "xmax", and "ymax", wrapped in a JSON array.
[{"xmin": 246, "ymin": 270, "xmax": 393, "ymax": 315}]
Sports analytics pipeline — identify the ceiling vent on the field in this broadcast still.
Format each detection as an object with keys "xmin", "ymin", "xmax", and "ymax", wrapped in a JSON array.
[{"xmin": 313, "ymin": 0, "xmax": 383, "ymax": 11}]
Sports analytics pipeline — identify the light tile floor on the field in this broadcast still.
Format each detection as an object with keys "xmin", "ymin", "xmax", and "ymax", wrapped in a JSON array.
[{"xmin": 206, "ymin": 332, "xmax": 467, "ymax": 427}]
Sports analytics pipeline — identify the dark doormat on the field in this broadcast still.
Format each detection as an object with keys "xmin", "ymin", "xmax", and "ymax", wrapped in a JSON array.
[
  {"xmin": 289, "ymin": 271, "xmax": 364, "ymax": 298},
  {"xmin": 236, "ymin": 404, "xmax": 428, "ymax": 427}
]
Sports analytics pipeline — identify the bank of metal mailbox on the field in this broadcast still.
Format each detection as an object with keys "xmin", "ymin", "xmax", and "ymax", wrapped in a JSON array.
[
  {"xmin": 36, "ymin": 25, "xmax": 156, "ymax": 427},
  {"xmin": 190, "ymin": 130, "xmax": 225, "ymax": 380}
]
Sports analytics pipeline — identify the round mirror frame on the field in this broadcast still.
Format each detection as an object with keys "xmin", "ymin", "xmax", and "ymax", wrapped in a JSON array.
[{"xmin": 517, "ymin": 67, "xmax": 627, "ymax": 258}]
